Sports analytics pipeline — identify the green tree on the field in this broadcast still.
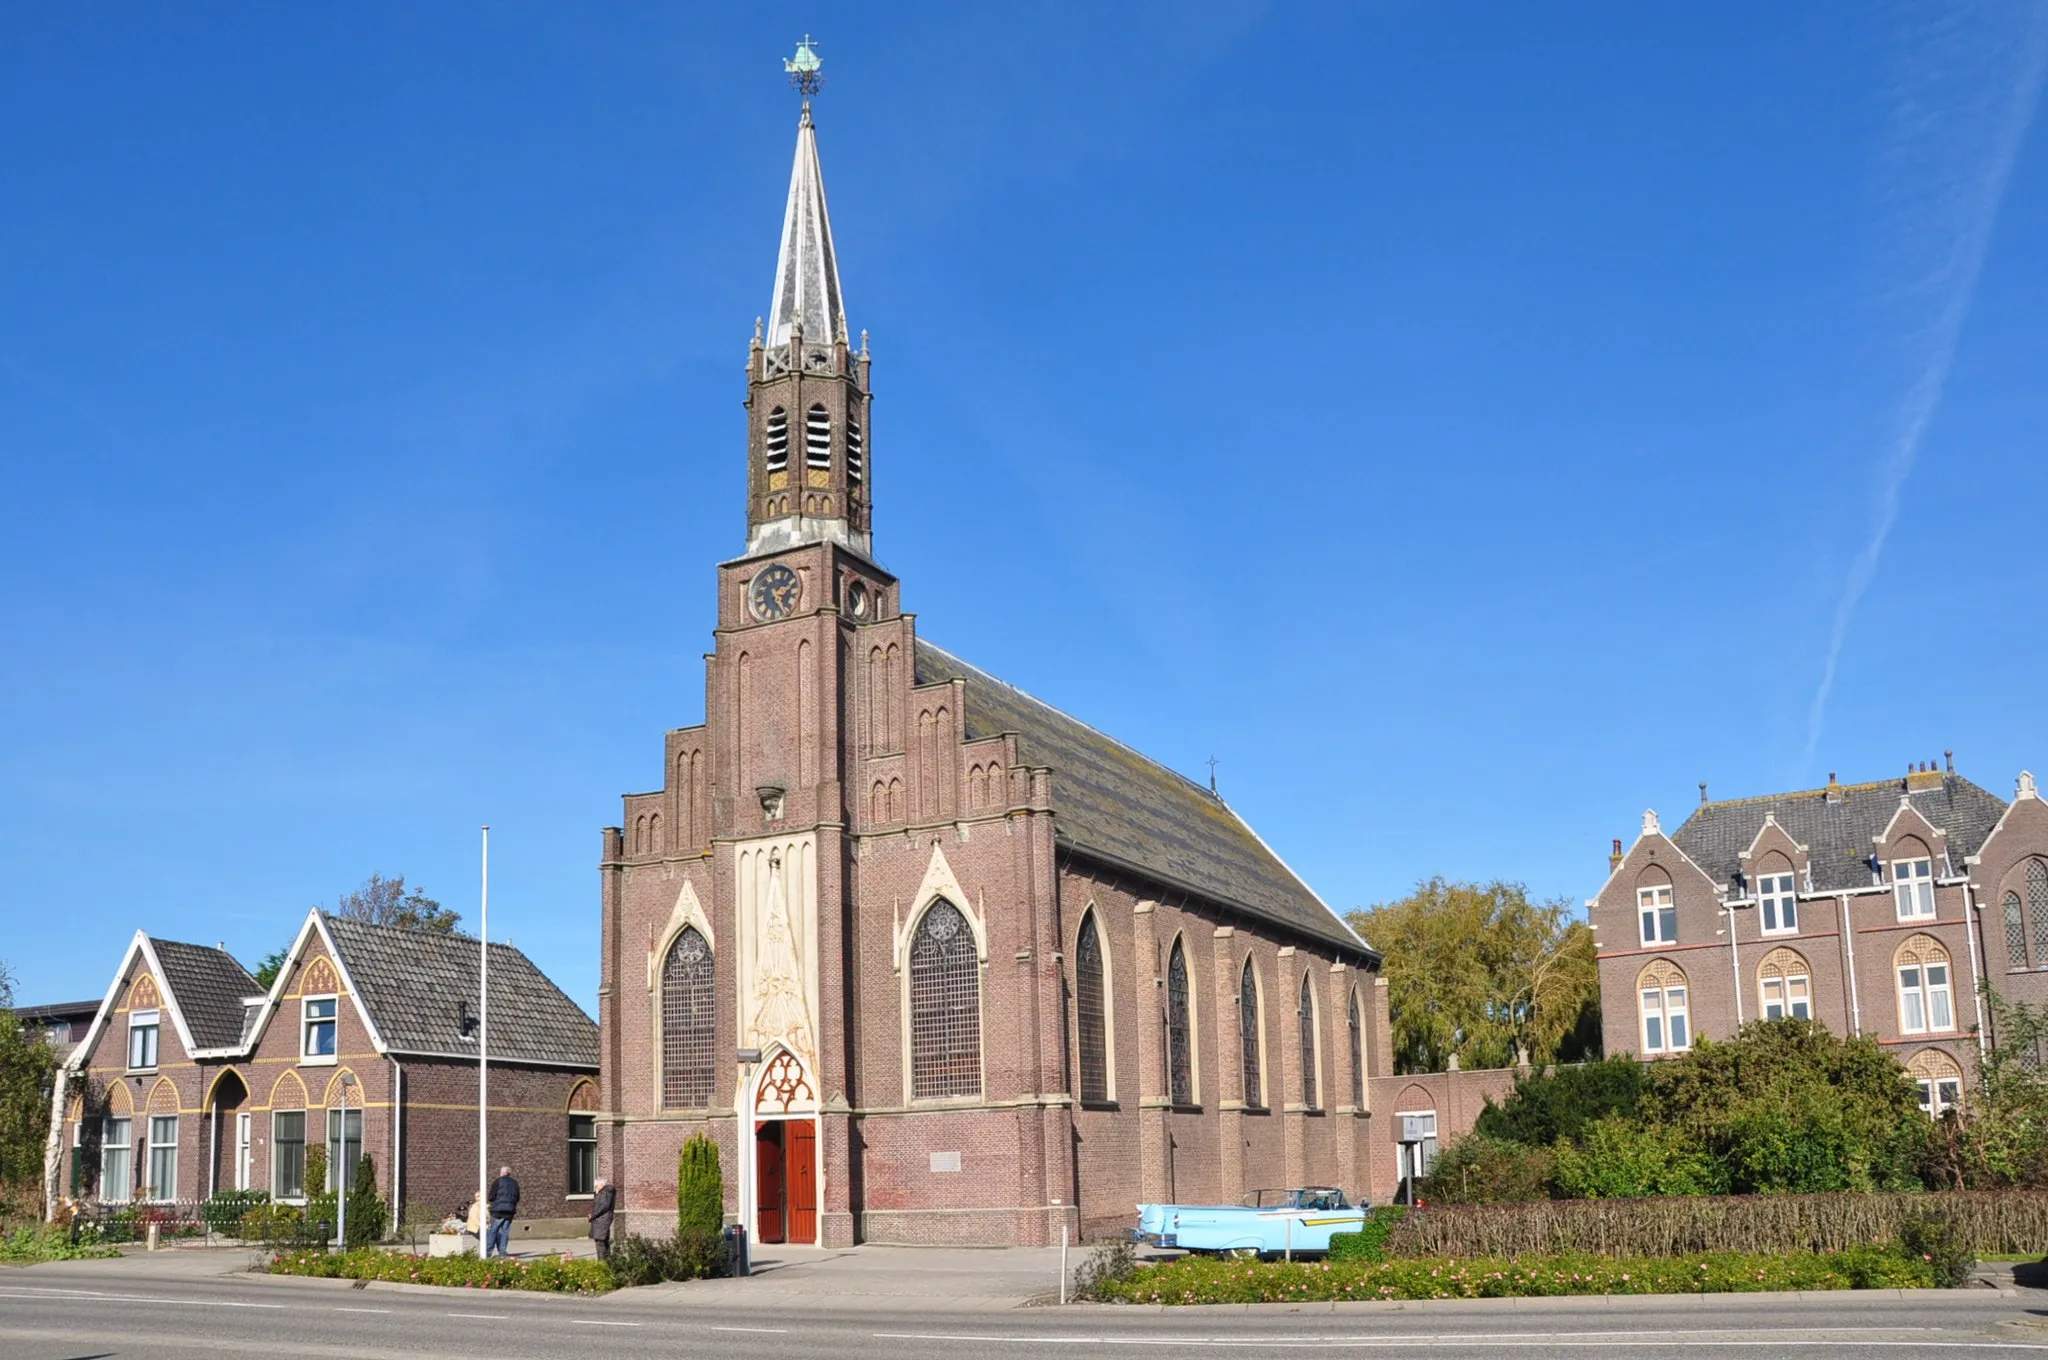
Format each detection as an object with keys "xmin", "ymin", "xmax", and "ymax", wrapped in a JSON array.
[
  {"xmin": 0, "ymin": 961, "xmax": 62, "ymax": 1206},
  {"xmin": 1347, "ymin": 878, "xmax": 1599, "ymax": 1073},
  {"xmin": 331, "ymin": 874, "xmax": 460, "ymax": 933},
  {"xmin": 1930, "ymin": 988, "xmax": 2048, "ymax": 1189},
  {"xmin": 677, "ymin": 1134, "xmax": 723, "ymax": 1238},
  {"xmin": 1550, "ymin": 1113, "xmax": 1726, "ymax": 1198},
  {"xmin": 253, "ymin": 949, "xmax": 289, "ymax": 989},
  {"xmin": 1473, "ymin": 1056, "xmax": 1647, "ymax": 1147},
  {"xmin": 1421, "ymin": 1133, "xmax": 1555, "ymax": 1204}
]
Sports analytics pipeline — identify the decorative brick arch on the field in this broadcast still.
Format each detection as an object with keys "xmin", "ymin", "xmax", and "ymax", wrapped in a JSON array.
[
  {"xmin": 753, "ymin": 1047, "xmax": 816, "ymax": 1115},
  {"xmin": 323, "ymin": 1070, "xmax": 362, "ymax": 1108},
  {"xmin": 269, "ymin": 1071, "xmax": 308, "ymax": 1111},
  {"xmin": 567, "ymin": 1078, "xmax": 600, "ymax": 1113},
  {"xmin": 107, "ymin": 1082, "xmax": 133, "ymax": 1117},
  {"xmin": 1906, "ymin": 1048, "xmax": 1965, "ymax": 1115},
  {"xmin": 300, "ymin": 957, "xmax": 339, "ymax": 996},
  {"xmin": 1757, "ymin": 946, "xmax": 1808, "ymax": 982},
  {"xmin": 147, "ymin": 1077, "xmax": 179, "ymax": 1115},
  {"xmin": 129, "ymin": 974, "xmax": 161, "ymax": 1010}
]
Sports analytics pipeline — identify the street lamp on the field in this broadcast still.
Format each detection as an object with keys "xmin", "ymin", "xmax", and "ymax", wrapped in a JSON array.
[{"xmin": 335, "ymin": 1073, "xmax": 357, "ymax": 1251}]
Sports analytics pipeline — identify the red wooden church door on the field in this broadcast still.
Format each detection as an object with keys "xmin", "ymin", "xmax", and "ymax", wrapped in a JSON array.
[
  {"xmin": 755, "ymin": 1123, "xmax": 786, "ymax": 1244},
  {"xmin": 786, "ymin": 1119, "xmax": 816, "ymax": 1245}
]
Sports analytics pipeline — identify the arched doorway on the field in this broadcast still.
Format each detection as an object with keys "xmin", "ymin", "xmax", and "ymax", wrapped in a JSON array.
[
  {"xmin": 204, "ymin": 1069, "xmax": 251, "ymax": 1196},
  {"xmin": 748, "ymin": 1049, "xmax": 817, "ymax": 1245}
]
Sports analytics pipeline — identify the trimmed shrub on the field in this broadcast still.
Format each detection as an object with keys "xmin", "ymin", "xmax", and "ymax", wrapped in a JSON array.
[
  {"xmin": 1551, "ymin": 1116, "xmax": 1725, "ymax": 1199},
  {"xmin": 1095, "ymin": 1248, "xmax": 1934, "ymax": 1304},
  {"xmin": 1897, "ymin": 1208, "xmax": 1973, "ymax": 1289},
  {"xmin": 268, "ymin": 1247, "xmax": 612, "ymax": 1294},
  {"xmin": 677, "ymin": 1135, "xmax": 723, "ymax": 1238},
  {"xmin": 1071, "ymin": 1239, "xmax": 1138, "ymax": 1300},
  {"xmin": 1328, "ymin": 1206, "xmax": 1408, "ymax": 1262},
  {"xmin": 607, "ymin": 1230, "xmax": 727, "ymax": 1286},
  {"xmin": 1475, "ymin": 1058, "xmax": 1647, "ymax": 1147},
  {"xmin": 1385, "ymin": 1190, "xmax": 2048, "ymax": 1260},
  {"xmin": 1423, "ymin": 1136, "xmax": 1554, "ymax": 1204}
]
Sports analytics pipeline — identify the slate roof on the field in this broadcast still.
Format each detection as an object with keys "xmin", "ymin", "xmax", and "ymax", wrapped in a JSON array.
[
  {"xmin": 320, "ymin": 915, "xmax": 597, "ymax": 1068},
  {"xmin": 915, "ymin": 641, "xmax": 1372, "ymax": 961},
  {"xmin": 148, "ymin": 938, "xmax": 259, "ymax": 1050},
  {"xmin": 1671, "ymin": 774, "xmax": 2010, "ymax": 893}
]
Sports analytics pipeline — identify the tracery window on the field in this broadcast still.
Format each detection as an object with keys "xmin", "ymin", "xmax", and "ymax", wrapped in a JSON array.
[
  {"xmin": 909, "ymin": 901, "xmax": 981, "ymax": 1099},
  {"xmin": 1908, "ymin": 1049, "xmax": 1964, "ymax": 1118},
  {"xmin": 1895, "ymin": 935, "xmax": 1955, "ymax": 1034},
  {"xmin": 1165, "ymin": 938, "xmax": 1193, "ymax": 1107},
  {"xmin": 1239, "ymin": 958, "xmax": 1264, "ymax": 1108},
  {"xmin": 1638, "ymin": 959, "xmax": 1690, "ymax": 1054},
  {"xmin": 660, "ymin": 927, "xmax": 716, "ymax": 1109},
  {"xmin": 764, "ymin": 407, "xmax": 789, "ymax": 472},
  {"xmin": 2008, "ymin": 891, "xmax": 2030, "ymax": 970},
  {"xmin": 1347, "ymin": 988, "xmax": 1365, "ymax": 1108},
  {"xmin": 1297, "ymin": 973, "xmax": 1318, "ymax": 1110},
  {"xmin": 805, "ymin": 404, "xmax": 832, "ymax": 468},
  {"xmin": 1757, "ymin": 947, "xmax": 1812, "ymax": 1021},
  {"xmin": 2010, "ymin": 858, "xmax": 2048, "ymax": 970},
  {"xmin": 1075, "ymin": 911, "xmax": 1108, "ymax": 1104}
]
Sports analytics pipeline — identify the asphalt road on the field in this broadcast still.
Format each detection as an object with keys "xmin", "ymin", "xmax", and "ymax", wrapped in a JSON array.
[{"xmin": 3, "ymin": 1260, "xmax": 2045, "ymax": 1358}]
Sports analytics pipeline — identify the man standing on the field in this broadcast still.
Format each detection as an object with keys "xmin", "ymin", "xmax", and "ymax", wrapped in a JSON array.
[
  {"xmin": 587, "ymin": 1176, "xmax": 616, "ymax": 1260},
  {"xmin": 486, "ymin": 1164, "xmax": 520, "ymax": 1259}
]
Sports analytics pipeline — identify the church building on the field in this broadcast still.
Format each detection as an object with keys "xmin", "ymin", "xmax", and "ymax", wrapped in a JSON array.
[{"xmin": 595, "ymin": 63, "xmax": 1384, "ymax": 1247}]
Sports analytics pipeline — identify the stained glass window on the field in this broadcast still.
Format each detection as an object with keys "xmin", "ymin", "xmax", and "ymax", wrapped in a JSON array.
[
  {"xmin": 1166, "ymin": 939, "xmax": 1192, "ymax": 1107},
  {"xmin": 1075, "ymin": 912, "xmax": 1107, "ymax": 1104},
  {"xmin": 910, "ymin": 902, "xmax": 981, "ymax": 1099},
  {"xmin": 661, "ymin": 927, "xmax": 716, "ymax": 1109},
  {"xmin": 1239, "ymin": 959, "xmax": 1263, "ymax": 1108}
]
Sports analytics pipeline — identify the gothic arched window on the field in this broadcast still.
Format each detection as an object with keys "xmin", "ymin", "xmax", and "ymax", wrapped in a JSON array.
[
  {"xmin": 909, "ymin": 901, "xmax": 981, "ymax": 1099},
  {"xmin": 1165, "ymin": 938, "xmax": 1193, "ymax": 1107},
  {"xmin": 1075, "ymin": 911, "xmax": 1108, "ymax": 1104},
  {"xmin": 1347, "ymin": 988, "xmax": 1365, "ymax": 1108},
  {"xmin": 805, "ymin": 403, "xmax": 832, "ymax": 468},
  {"xmin": 660, "ymin": 927, "xmax": 716, "ymax": 1109},
  {"xmin": 764, "ymin": 407, "xmax": 789, "ymax": 472},
  {"xmin": 1297, "ymin": 972, "xmax": 1318, "ymax": 1110},
  {"xmin": 2008, "ymin": 891, "xmax": 2030, "ymax": 970},
  {"xmin": 1239, "ymin": 958, "xmax": 1264, "ymax": 1108}
]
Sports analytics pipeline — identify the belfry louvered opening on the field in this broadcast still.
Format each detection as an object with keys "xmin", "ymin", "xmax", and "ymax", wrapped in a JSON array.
[
  {"xmin": 805, "ymin": 404, "xmax": 832, "ymax": 468},
  {"xmin": 660, "ymin": 927, "xmax": 716, "ymax": 1109},
  {"xmin": 909, "ymin": 901, "xmax": 981, "ymax": 1099},
  {"xmin": 846, "ymin": 415, "xmax": 863, "ymax": 484},
  {"xmin": 764, "ymin": 407, "xmax": 789, "ymax": 472}
]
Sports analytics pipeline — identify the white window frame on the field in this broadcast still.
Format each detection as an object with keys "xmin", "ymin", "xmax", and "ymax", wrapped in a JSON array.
[
  {"xmin": 1758, "ymin": 873, "xmax": 1799, "ymax": 935},
  {"xmin": 127, "ymin": 1009, "xmax": 160, "ymax": 1071},
  {"xmin": 1892, "ymin": 857, "xmax": 1936, "ymax": 921},
  {"xmin": 101, "ymin": 1116, "xmax": 132, "ymax": 1204},
  {"xmin": 1638, "ymin": 885, "xmax": 1677, "ymax": 945},
  {"xmin": 1640, "ymin": 982, "xmax": 1690, "ymax": 1053},
  {"xmin": 301, "ymin": 994, "xmax": 339, "ymax": 1064},
  {"xmin": 567, "ymin": 1113, "xmax": 598, "ymax": 1198},
  {"xmin": 1917, "ymin": 1076, "xmax": 1963, "ymax": 1118},
  {"xmin": 1897, "ymin": 958, "xmax": 1955, "ymax": 1035},
  {"xmin": 235, "ymin": 1112, "xmax": 253, "ymax": 1192},
  {"xmin": 146, "ymin": 1114, "xmax": 178, "ymax": 1203},
  {"xmin": 326, "ymin": 1107, "xmax": 363, "ymax": 1192},
  {"xmin": 1760, "ymin": 971, "xmax": 1811, "ymax": 1021},
  {"xmin": 271, "ymin": 1110, "xmax": 307, "ymax": 1202}
]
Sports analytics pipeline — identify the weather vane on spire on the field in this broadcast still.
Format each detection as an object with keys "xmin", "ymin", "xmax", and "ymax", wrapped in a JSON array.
[{"xmin": 784, "ymin": 36, "xmax": 824, "ymax": 102}]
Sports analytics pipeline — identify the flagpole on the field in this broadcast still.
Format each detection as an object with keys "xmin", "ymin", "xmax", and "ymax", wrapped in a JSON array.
[{"xmin": 478, "ymin": 825, "xmax": 490, "ymax": 1253}]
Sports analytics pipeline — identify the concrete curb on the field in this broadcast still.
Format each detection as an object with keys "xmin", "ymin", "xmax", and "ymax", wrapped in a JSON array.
[{"xmin": 1061, "ymin": 1286, "xmax": 2023, "ymax": 1314}]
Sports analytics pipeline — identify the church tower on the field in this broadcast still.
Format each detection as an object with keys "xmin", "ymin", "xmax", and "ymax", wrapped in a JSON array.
[{"xmin": 743, "ymin": 83, "xmax": 873, "ymax": 558}]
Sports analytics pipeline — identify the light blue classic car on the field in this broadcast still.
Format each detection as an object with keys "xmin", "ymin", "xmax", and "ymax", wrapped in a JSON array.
[{"xmin": 1133, "ymin": 1187, "xmax": 1368, "ymax": 1257}]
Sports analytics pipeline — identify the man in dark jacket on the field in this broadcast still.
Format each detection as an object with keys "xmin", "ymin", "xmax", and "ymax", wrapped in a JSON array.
[
  {"xmin": 587, "ymin": 1177, "xmax": 616, "ymax": 1260},
  {"xmin": 486, "ymin": 1165, "xmax": 520, "ymax": 1259}
]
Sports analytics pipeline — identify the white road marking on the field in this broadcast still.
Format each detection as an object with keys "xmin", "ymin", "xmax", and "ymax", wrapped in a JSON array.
[
  {"xmin": 0, "ymin": 1287, "xmax": 282, "ymax": 1309},
  {"xmin": 572, "ymin": 1319, "xmax": 643, "ymax": 1326},
  {"xmin": 333, "ymin": 1307, "xmax": 392, "ymax": 1314},
  {"xmin": 446, "ymin": 1312, "xmax": 510, "ymax": 1320},
  {"xmin": 712, "ymin": 1325, "xmax": 791, "ymax": 1333}
]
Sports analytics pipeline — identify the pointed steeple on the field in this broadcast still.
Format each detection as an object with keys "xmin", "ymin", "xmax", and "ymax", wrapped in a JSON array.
[{"xmin": 766, "ymin": 102, "xmax": 847, "ymax": 350}]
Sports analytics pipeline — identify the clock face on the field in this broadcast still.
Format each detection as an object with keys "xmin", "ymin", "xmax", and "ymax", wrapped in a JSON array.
[{"xmin": 749, "ymin": 563, "xmax": 802, "ymax": 621}]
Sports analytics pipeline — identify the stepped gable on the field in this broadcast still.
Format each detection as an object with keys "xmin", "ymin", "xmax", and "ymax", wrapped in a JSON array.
[{"xmin": 915, "ymin": 640, "xmax": 1372, "ymax": 961}]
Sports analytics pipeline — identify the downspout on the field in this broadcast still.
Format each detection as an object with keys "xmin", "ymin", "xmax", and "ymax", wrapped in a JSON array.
[
  {"xmin": 390, "ymin": 1057, "xmax": 403, "ymax": 1234},
  {"xmin": 1961, "ymin": 883, "xmax": 1989, "ymax": 1047},
  {"xmin": 1725, "ymin": 899, "xmax": 1744, "ymax": 1027},
  {"xmin": 1840, "ymin": 893, "xmax": 1862, "ymax": 1036},
  {"xmin": 209, "ymin": 1100, "xmax": 219, "ymax": 1204}
]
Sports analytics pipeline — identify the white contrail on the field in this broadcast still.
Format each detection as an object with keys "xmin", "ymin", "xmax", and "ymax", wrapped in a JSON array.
[{"xmin": 1803, "ymin": 0, "xmax": 2048, "ymax": 769}]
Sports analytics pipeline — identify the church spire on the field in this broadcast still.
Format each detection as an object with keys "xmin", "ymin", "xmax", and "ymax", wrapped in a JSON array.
[
  {"xmin": 744, "ymin": 38, "xmax": 872, "ymax": 560},
  {"xmin": 767, "ymin": 39, "xmax": 846, "ymax": 350}
]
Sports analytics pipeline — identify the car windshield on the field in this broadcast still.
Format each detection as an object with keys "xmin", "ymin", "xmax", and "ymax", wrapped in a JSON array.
[{"xmin": 1244, "ymin": 1188, "xmax": 1349, "ymax": 1210}]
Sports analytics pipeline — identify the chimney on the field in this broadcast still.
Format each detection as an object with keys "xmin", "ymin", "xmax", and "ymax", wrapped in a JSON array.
[
  {"xmin": 1699, "ymin": 781, "xmax": 1709, "ymax": 805},
  {"xmin": 1609, "ymin": 837, "xmax": 1625, "ymax": 873},
  {"xmin": 1908, "ymin": 760, "xmax": 1943, "ymax": 792},
  {"xmin": 1944, "ymin": 749, "xmax": 1954, "ymax": 775},
  {"xmin": 1824, "ymin": 772, "xmax": 1844, "ymax": 804}
]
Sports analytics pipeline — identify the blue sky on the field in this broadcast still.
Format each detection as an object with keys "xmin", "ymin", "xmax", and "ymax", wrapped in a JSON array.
[{"xmin": 4, "ymin": 3, "xmax": 2046, "ymax": 1011}]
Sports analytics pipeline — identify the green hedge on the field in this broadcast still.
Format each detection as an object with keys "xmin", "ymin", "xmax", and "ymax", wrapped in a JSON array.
[
  {"xmin": 267, "ymin": 1249, "xmax": 614, "ymax": 1294},
  {"xmin": 1098, "ymin": 1249, "xmax": 1933, "ymax": 1304},
  {"xmin": 1385, "ymin": 1191, "xmax": 2048, "ymax": 1259},
  {"xmin": 1327, "ymin": 1207, "xmax": 1407, "ymax": 1263}
]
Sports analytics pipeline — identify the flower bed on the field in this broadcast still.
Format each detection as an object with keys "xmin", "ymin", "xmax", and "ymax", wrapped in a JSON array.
[
  {"xmin": 1096, "ymin": 1249, "xmax": 1933, "ymax": 1304},
  {"xmin": 266, "ymin": 1248, "xmax": 614, "ymax": 1294}
]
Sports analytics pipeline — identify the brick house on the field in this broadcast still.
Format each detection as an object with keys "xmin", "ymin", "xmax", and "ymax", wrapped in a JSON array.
[
  {"xmin": 56, "ymin": 910, "xmax": 598, "ymax": 1235},
  {"xmin": 596, "ymin": 85, "xmax": 1407, "ymax": 1248},
  {"xmin": 1590, "ymin": 760, "xmax": 2048, "ymax": 1111}
]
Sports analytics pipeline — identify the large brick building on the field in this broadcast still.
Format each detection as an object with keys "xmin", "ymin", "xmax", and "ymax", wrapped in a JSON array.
[
  {"xmin": 1591, "ymin": 760, "xmax": 2048, "ymax": 1108},
  {"xmin": 54, "ymin": 911, "xmax": 598, "ymax": 1234},
  {"xmin": 594, "ymin": 76, "xmax": 1402, "ymax": 1247}
]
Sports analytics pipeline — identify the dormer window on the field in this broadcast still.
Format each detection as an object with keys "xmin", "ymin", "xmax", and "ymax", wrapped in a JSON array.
[
  {"xmin": 846, "ymin": 415, "xmax": 863, "ymax": 484},
  {"xmin": 805, "ymin": 403, "xmax": 832, "ymax": 468},
  {"xmin": 764, "ymin": 407, "xmax": 789, "ymax": 472},
  {"xmin": 127, "ymin": 1009, "xmax": 160, "ymax": 1070},
  {"xmin": 1638, "ymin": 885, "xmax": 1676, "ymax": 945},
  {"xmin": 1759, "ymin": 873, "xmax": 1799, "ymax": 934},
  {"xmin": 1892, "ymin": 857, "xmax": 1935, "ymax": 921}
]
